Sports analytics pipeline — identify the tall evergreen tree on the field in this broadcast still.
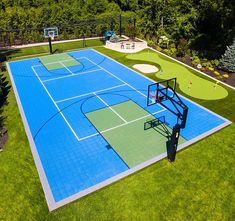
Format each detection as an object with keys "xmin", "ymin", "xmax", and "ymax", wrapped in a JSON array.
[{"xmin": 219, "ymin": 40, "xmax": 235, "ymax": 72}]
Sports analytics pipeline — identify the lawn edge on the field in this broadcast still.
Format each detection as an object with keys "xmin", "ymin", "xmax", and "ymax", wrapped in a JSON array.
[{"xmin": 6, "ymin": 62, "xmax": 57, "ymax": 211}]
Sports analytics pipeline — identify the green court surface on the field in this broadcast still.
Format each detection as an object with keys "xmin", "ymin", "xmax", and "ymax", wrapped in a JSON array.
[
  {"xmin": 39, "ymin": 53, "xmax": 80, "ymax": 70},
  {"xmin": 86, "ymin": 100, "xmax": 186, "ymax": 168},
  {"xmin": 126, "ymin": 51, "xmax": 228, "ymax": 100}
]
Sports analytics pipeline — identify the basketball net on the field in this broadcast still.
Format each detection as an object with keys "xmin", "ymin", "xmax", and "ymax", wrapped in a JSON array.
[
  {"xmin": 48, "ymin": 31, "xmax": 55, "ymax": 40},
  {"xmin": 150, "ymin": 91, "xmax": 156, "ymax": 103}
]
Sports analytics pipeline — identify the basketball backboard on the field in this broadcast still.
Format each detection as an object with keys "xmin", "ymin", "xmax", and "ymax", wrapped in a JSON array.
[
  {"xmin": 44, "ymin": 27, "xmax": 58, "ymax": 40},
  {"xmin": 147, "ymin": 78, "xmax": 176, "ymax": 106}
]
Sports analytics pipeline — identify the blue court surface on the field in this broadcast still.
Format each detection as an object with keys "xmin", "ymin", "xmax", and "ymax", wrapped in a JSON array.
[{"xmin": 7, "ymin": 49, "xmax": 231, "ymax": 210}]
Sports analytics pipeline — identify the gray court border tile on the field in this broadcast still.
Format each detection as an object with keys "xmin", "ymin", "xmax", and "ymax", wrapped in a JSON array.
[
  {"xmin": 6, "ymin": 49, "xmax": 232, "ymax": 211},
  {"xmin": 6, "ymin": 62, "xmax": 56, "ymax": 211}
]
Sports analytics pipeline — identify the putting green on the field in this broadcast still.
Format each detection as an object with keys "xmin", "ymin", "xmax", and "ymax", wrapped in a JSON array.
[{"xmin": 126, "ymin": 52, "xmax": 228, "ymax": 100}]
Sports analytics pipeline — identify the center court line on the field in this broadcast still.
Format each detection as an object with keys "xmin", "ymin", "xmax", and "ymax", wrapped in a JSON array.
[
  {"xmin": 79, "ymin": 109, "xmax": 166, "ymax": 141},
  {"xmin": 42, "ymin": 68, "xmax": 102, "ymax": 83},
  {"xmin": 93, "ymin": 92, "xmax": 127, "ymax": 123},
  {"xmin": 31, "ymin": 66, "xmax": 81, "ymax": 142},
  {"xmin": 55, "ymin": 84, "xmax": 127, "ymax": 103}
]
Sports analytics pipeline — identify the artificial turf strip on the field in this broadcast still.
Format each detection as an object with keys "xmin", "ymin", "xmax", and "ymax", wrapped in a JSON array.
[
  {"xmin": 86, "ymin": 101, "xmax": 186, "ymax": 168},
  {"xmin": 1, "ymin": 45, "xmax": 235, "ymax": 220},
  {"xmin": 126, "ymin": 52, "xmax": 228, "ymax": 100}
]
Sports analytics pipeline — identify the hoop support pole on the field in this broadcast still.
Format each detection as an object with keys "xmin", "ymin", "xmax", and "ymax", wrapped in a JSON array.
[{"xmin": 48, "ymin": 37, "xmax": 52, "ymax": 54}]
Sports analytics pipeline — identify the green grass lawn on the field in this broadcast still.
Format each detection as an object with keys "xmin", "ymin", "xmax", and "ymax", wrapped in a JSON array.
[
  {"xmin": 0, "ymin": 44, "xmax": 235, "ymax": 220},
  {"xmin": 0, "ymin": 38, "xmax": 103, "ymax": 60}
]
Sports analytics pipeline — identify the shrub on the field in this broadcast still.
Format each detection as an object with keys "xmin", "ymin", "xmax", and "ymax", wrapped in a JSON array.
[
  {"xmin": 202, "ymin": 61, "xmax": 213, "ymax": 69},
  {"xmin": 147, "ymin": 39, "xmax": 155, "ymax": 47},
  {"xmin": 176, "ymin": 38, "xmax": 189, "ymax": 57},
  {"xmin": 211, "ymin": 59, "xmax": 220, "ymax": 67},
  {"xmin": 169, "ymin": 47, "xmax": 177, "ymax": 56},
  {"xmin": 155, "ymin": 45, "xmax": 162, "ymax": 51},
  {"xmin": 163, "ymin": 49, "xmax": 170, "ymax": 55},
  {"xmin": 213, "ymin": 71, "xmax": 220, "ymax": 76},
  {"xmin": 208, "ymin": 67, "xmax": 214, "ymax": 71},
  {"xmin": 125, "ymin": 24, "xmax": 137, "ymax": 40},
  {"xmin": 222, "ymin": 74, "xmax": 229, "ymax": 78},
  {"xmin": 191, "ymin": 55, "xmax": 201, "ymax": 65}
]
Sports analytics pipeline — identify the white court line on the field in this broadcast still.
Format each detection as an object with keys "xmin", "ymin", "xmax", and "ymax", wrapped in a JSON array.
[
  {"xmin": 94, "ymin": 92, "xmax": 127, "ymax": 123},
  {"xmin": 31, "ymin": 66, "xmax": 81, "ymax": 142},
  {"xmin": 55, "ymin": 84, "xmax": 126, "ymax": 103},
  {"xmin": 33, "ymin": 56, "xmax": 87, "ymax": 67},
  {"xmin": 79, "ymin": 109, "xmax": 166, "ymax": 141},
  {"xmin": 60, "ymin": 61, "xmax": 74, "ymax": 75},
  {"xmin": 84, "ymin": 57, "xmax": 166, "ymax": 112},
  {"xmin": 42, "ymin": 68, "xmax": 102, "ymax": 83}
]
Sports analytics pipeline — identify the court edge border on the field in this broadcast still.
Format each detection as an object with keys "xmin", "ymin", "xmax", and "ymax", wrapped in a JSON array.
[
  {"xmin": 6, "ymin": 62, "xmax": 56, "ymax": 211},
  {"xmin": 52, "ymin": 120, "xmax": 231, "ymax": 211},
  {"xmin": 7, "ymin": 49, "xmax": 233, "ymax": 211}
]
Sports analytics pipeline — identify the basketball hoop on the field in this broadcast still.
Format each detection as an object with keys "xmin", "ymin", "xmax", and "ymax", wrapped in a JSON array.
[
  {"xmin": 43, "ymin": 27, "xmax": 58, "ymax": 54},
  {"xmin": 44, "ymin": 27, "xmax": 58, "ymax": 40}
]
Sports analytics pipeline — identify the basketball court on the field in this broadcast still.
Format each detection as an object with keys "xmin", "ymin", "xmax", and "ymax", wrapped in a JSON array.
[{"xmin": 7, "ymin": 48, "xmax": 231, "ymax": 210}]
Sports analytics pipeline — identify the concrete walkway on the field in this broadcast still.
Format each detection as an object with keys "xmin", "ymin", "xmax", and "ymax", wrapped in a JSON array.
[{"xmin": 10, "ymin": 37, "xmax": 101, "ymax": 49}]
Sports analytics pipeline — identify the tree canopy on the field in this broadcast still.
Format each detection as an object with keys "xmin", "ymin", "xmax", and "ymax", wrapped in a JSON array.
[{"xmin": 0, "ymin": 0, "xmax": 234, "ymax": 58}]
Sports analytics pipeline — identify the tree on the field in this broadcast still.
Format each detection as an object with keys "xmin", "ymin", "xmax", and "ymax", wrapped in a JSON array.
[{"xmin": 219, "ymin": 40, "xmax": 235, "ymax": 72}]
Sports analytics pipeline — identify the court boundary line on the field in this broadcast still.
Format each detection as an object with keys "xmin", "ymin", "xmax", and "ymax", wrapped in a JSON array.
[
  {"xmin": 6, "ymin": 62, "xmax": 56, "ymax": 211},
  {"xmin": 52, "ymin": 119, "xmax": 231, "ymax": 211},
  {"xmin": 31, "ymin": 66, "xmax": 81, "ymax": 142}
]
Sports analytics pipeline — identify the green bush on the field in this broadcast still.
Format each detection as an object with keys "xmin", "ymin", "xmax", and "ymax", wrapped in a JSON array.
[
  {"xmin": 191, "ymin": 55, "xmax": 201, "ymax": 65},
  {"xmin": 211, "ymin": 59, "xmax": 220, "ymax": 67},
  {"xmin": 163, "ymin": 49, "xmax": 170, "ymax": 55},
  {"xmin": 208, "ymin": 67, "xmax": 214, "ymax": 71},
  {"xmin": 155, "ymin": 45, "xmax": 162, "ymax": 51},
  {"xmin": 213, "ymin": 71, "xmax": 220, "ymax": 76},
  {"xmin": 202, "ymin": 61, "xmax": 213, "ymax": 69},
  {"xmin": 147, "ymin": 39, "xmax": 155, "ymax": 47},
  {"xmin": 176, "ymin": 38, "xmax": 189, "ymax": 57},
  {"xmin": 169, "ymin": 47, "xmax": 177, "ymax": 56}
]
